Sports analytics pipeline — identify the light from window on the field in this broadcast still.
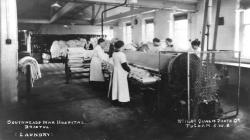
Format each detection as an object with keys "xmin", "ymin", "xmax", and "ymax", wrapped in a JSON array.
[
  {"xmin": 241, "ymin": 9, "xmax": 250, "ymax": 59},
  {"xmin": 106, "ymin": 28, "xmax": 114, "ymax": 40},
  {"xmin": 144, "ymin": 19, "xmax": 154, "ymax": 42},
  {"xmin": 243, "ymin": 9, "xmax": 250, "ymax": 24},
  {"xmin": 123, "ymin": 22, "xmax": 132, "ymax": 44},
  {"xmin": 174, "ymin": 19, "xmax": 189, "ymax": 51}
]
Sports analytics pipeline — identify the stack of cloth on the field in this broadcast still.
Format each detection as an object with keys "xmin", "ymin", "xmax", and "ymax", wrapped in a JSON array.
[
  {"xmin": 67, "ymin": 47, "xmax": 86, "ymax": 69},
  {"xmin": 19, "ymin": 56, "xmax": 42, "ymax": 87},
  {"xmin": 66, "ymin": 38, "xmax": 87, "ymax": 48},
  {"xmin": 50, "ymin": 41, "xmax": 60, "ymax": 58},
  {"xmin": 67, "ymin": 47, "xmax": 92, "ymax": 77},
  {"xmin": 50, "ymin": 39, "xmax": 87, "ymax": 59}
]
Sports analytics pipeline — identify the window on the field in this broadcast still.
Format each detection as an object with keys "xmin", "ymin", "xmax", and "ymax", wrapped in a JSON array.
[
  {"xmin": 123, "ymin": 22, "xmax": 132, "ymax": 44},
  {"xmin": 143, "ymin": 18, "xmax": 155, "ymax": 42},
  {"xmin": 173, "ymin": 14, "xmax": 189, "ymax": 50},
  {"xmin": 235, "ymin": 9, "xmax": 250, "ymax": 59},
  {"xmin": 106, "ymin": 27, "xmax": 114, "ymax": 40},
  {"xmin": 242, "ymin": 9, "xmax": 250, "ymax": 59}
]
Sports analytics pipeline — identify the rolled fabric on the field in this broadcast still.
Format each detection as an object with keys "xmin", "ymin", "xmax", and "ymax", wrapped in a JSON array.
[{"xmin": 19, "ymin": 56, "xmax": 42, "ymax": 87}]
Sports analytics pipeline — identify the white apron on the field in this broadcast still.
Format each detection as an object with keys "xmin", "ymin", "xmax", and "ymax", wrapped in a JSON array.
[
  {"xmin": 90, "ymin": 45, "xmax": 107, "ymax": 81},
  {"xmin": 112, "ymin": 52, "xmax": 130, "ymax": 102}
]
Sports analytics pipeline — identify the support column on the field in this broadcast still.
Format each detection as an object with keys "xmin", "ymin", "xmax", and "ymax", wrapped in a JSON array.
[{"xmin": 0, "ymin": 0, "xmax": 19, "ymax": 105}]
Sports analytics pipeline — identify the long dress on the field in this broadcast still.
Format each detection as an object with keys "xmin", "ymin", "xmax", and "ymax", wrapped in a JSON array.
[
  {"xmin": 111, "ymin": 52, "xmax": 130, "ymax": 102},
  {"xmin": 90, "ymin": 45, "xmax": 107, "ymax": 82}
]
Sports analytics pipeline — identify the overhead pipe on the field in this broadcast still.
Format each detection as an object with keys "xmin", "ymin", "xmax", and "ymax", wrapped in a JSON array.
[
  {"xmin": 96, "ymin": 9, "xmax": 156, "ymax": 25},
  {"xmin": 101, "ymin": 0, "xmax": 128, "ymax": 37}
]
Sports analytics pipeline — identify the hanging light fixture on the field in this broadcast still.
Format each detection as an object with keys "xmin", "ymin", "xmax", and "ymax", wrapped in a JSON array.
[{"xmin": 51, "ymin": 1, "xmax": 62, "ymax": 8}]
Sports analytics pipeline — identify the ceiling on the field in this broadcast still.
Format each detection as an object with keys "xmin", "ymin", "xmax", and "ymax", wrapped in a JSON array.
[{"xmin": 17, "ymin": 0, "xmax": 199, "ymax": 26}]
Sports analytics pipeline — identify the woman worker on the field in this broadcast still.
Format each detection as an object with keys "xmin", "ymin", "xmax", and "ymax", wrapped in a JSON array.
[
  {"xmin": 90, "ymin": 38, "xmax": 108, "ymax": 86},
  {"xmin": 112, "ymin": 40, "xmax": 131, "ymax": 105},
  {"xmin": 191, "ymin": 39, "xmax": 201, "ymax": 51}
]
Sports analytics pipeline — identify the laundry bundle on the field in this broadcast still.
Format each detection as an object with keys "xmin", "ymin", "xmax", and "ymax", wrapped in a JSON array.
[
  {"xmin": 68, "ymin": 47, "xmax": 85, "ymax": 59},
  {"xmin": 66, "ymin": 38, "xmax": 87, "ymax": 48},
  {"xmin": 66, "ymin": 40, "xmax": 77, "ymax": 48},
  {"xmin": 19, "ymin": 56, "xmax": 42, "ymax": 87},
  {"xmin": 50, "ymin": 40, "xmax": 70, "ymax": 58},
  {"xmin": 58, "ymin": 40, "xmax": 68, "ymax": 57},
  {"xmin": 50, "ymin": 40, "xmax": 61, "ymax": 58},
  {"xmin": 67, "ymin": 47, "xmax": 86, "ymax": 67},
  {"xmin": 129, "ymin": 66, "xmax": 151, "ymax": 80}
]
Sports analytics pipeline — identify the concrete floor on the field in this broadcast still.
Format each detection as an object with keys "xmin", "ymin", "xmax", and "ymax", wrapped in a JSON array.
[{"xmin": 0, "ymin": 63, "xmax": 250, "ymax": 140}]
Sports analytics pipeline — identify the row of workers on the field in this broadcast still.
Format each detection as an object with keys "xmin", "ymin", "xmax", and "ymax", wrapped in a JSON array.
[
  {"xmin": 90, "ymin": 38, "xmax": 201, "ymax": 106},
  {"xmin": 137, "ymin": 38, "xmax": 201, "ymax": 53}
]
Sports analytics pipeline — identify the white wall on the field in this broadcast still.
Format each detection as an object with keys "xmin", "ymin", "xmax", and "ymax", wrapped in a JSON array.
[
  {"xmin": 190, "ymin": 0, "xmax": 205, "ymax": 42},
  {"xmin": 0, "ymin": 0, "xmax": 18, "ymax": 105},
  {"xmin": 112, "ymin": 10, "xmax": 172, "ymax": 44},
  {"xmin": 214, "ymin": 0, "xmax": 236, "ymax": 50},
  {"xmin": 38, "ymin": 24, "xmax": 111, "ymax": 36},
  {"xmin": 113, "ymin": 0, "xmax": 237, "ymax": 52},
  {"xmin": 113, "ymin": 24, "xmax": 123, "ymax": 40},
  {"xmin": 154, "ymin": 10, "xmax": 171, "ymax": 41},
  {"xmin": 112, "ymin": 9, "xmax": 201, "ymax": 45}
]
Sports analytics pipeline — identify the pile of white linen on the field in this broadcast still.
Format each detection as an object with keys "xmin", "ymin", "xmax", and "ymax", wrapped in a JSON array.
[
  {"xmin": 68, "ymin": 47, "xmax": 86, "ymax": 59},
  {"xmin": 19, "ymin": 56, "xmax": 42, "ymax": 87},
  {"xmin": 58, "ymin": 40, "xmax": 68, "ymax": 57},
  {"xmin": 50, "ymin": 39, "xmax": 87, "ymax": 59},
  {"xmin": 66, "ymin": 38, "xmax": 87, "ymax": 48},
  {"xmin": 67, "ymin": 47, "xmax": 93, "ymax": 67},
  {"xmin": 50, "ymin": 40, "xmax": 68, "ymax": 58},
  {"xmin": 50, "ymin": 41, "xmax": 60, "ymax": 58}
]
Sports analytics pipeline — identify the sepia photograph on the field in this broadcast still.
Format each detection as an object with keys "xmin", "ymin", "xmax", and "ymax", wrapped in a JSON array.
[{"xmin": 0, "ymin": 0, "xmax": 249, "ymax": 140}]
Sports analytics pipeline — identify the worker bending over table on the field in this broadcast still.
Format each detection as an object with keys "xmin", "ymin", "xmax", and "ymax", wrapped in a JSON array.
[{"xmin": 90, "ymin": 38, "xmax": 108, "ymax": 87}]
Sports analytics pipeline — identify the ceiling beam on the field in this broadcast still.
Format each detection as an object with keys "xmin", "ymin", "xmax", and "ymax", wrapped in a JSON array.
[
  {"xmin": 56, "ymin": 19, "xmax": 91, "ymax": 25},
  {"xmin": 73, "ymin": 0, "xmax": 196, "ymax": 11},
  {"xmin": 167, "ymin": 0, "xmax": 198, "ymax": 4},
  {"xmin": 91, "ymin": 4, "xmax": 95, "ymax": 20},
  {"xmin": 18, "ymin": 19, "xmax": 51, "ymax": 24},
  {"xmin": 136, "ymin": 1, "xmax": 197, "ymax": 11},
  {"xmin": 90, "ymin": 4, "xmax": 102, "ymax": 25},
  {"xmin": 18, "ymin": 0, "xmax": 197, "ymax": 25},
  {"xmin": 73, "ymin": 0, "xmax": 136, "ymax": 4},
  {"xmin": 49, "ymin": 2, "xmax": 83, "ymax": 23},
  {"xmin": 94, "ymin": 5, "xmax": 102, "ymax": 20},
  {"xmin": 95, "ymin": 8, "xmax": 155, "ymax": 25},
  {"xmin": 18, "ymin": 2, "xmax": 88, "ymax": 24},
  {"xmin": 93, "ymin": 1, "xmax": 196, "ymax": 25}
]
